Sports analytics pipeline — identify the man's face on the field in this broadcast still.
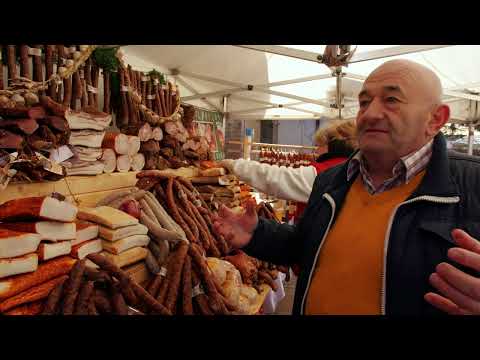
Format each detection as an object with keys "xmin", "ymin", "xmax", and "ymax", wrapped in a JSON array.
[{"xmin": 355, "ymin": 67, "xmax": 433, "ymax": 158}]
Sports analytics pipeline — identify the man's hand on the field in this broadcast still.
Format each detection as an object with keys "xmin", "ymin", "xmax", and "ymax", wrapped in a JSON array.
[
  {"xmin": 219, "ymin": 159, "xmax": 235, "ymax": 174},
  {"xmin": 424, "ymin": 229, "xmax": 480, "ymax": 315},
  {"xmin": 212, "ymin": 199, "xmax": 258, "ymax": 249}
]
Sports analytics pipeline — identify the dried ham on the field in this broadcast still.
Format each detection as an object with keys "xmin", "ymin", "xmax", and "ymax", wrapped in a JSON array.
[
  {"xmin": 65, "ymin": 109, "xmax": 112, "ymax": 131},
  {"xmin": 69, "ymin": 130, "xmax": 105, "ymax": 148},
  {"xmin": 0, "ymin": 196, "xmax": 77, "ymax": 222},
  {"xmin": 0, "ymin": 230, "xmax": 42, "ymax": 259}
]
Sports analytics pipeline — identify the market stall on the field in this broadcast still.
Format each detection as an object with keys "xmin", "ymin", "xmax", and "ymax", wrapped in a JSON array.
[
  {"xmin": 0, "ymin": 44, "xmax": 292, "ymax": 315},
  {"xmin": 2, "ymin": 44, "xmax": 480, "ymax": 316}
]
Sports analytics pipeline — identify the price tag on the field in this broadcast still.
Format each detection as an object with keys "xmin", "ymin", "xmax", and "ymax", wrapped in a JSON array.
[
  {"xmin": 87, "ymin": 85, "xmax": 98, "ymax": 94},
  {"xmin": 160, "ymin": 267, "xmax": 167, "ymax": 277},
  {"xmin": 191, "ymin": 285, "xmax": 205, "ymax": 298},
  {"xmin": 28, "ymin": 47, "xmax": 42, "ymax": 56}
]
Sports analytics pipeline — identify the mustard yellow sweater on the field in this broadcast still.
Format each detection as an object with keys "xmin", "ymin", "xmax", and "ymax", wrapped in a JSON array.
[{"xmin": 305, "ymin": 171, "xmax": 425, "ymax": 315}]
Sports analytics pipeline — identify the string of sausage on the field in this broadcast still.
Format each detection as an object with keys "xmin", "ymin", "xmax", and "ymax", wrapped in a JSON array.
[
  {"xmin": 19, "ymin": 45, "xmax": 30, "ymax": 79},
  {"xmin": 191, "ymin": 267, "xmax": 214, "ymax": 315},
  {"xmin": 61, "ymin": 259, "xmax": 87, "ymax": 315},
  {"xmin": 166, "ymin": 177, "xmax": 195, "ymax": 242},
  {"xmin": 41, "ymin": 281, "xmax": 65, "ymax": 315},
  {"xmin": 163, "ymin": 241, "xmax": 189, "ymax": 313},
  {"xmin": 32, "ymin": 45, "xmax": 44, "ymax": 84},
  {"xmin": 6, "ymin": 45, "xmax": 17, "ymax": 86},
  {"xmin": 45, "ymin": 45, "xmax": 55, "ymax": 98},
  {"xmin": 56, "ymin": 45, "xmax": 65, "ymax": 102},
  {"xmin": 0, "ymin": 46, "xmax": 3, "ymax": 90},
  {"xmin": 92, "ymin": 61, "xmax": 100, "ymax": 109},
  {"xmin": 178, "ymin": 183, "xmax": 217, "ymax": 253},
  {"xmin": 182, "ymin": 256, "xmax": 194, "ymax": 315},
  {"xmin": 87, "ymin": 253, "xmax": 171, "ymax": 315},
  {"xmin": 177, "ymin": 205, "xmax": 199, "ymax": 244},
  {"xmin": 175, "ymin": 179, "xmax": 227, "ymax": 255},
  {"xmin": 189, "ymin": 243, "xmax": 227, "ymax": 315},
  {"xmin": 85, "ymin": 58, "xmax": 94, "ymax": 107},
  {"xmin": 159, "ymin": 83, "xmax": 168, "ymax": 117}
]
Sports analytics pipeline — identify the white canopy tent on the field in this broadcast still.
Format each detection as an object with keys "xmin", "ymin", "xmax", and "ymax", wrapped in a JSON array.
[{"xmin": 122, "ymin": 45, "xmax": 480, "ymax": 123}]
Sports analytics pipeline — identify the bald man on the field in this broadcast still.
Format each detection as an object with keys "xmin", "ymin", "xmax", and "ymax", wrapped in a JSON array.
[{"xmin": 213, "ymin": 59, "xmax": 480, "ymax": 315}]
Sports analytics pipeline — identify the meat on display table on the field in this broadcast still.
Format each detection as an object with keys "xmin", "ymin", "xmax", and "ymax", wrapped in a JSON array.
[{"xmin": 0, "ymin": 171, "xmax": 282, "ymax": 315}]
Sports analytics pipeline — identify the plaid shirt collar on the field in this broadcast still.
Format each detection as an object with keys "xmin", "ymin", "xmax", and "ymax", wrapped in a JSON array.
[{"xmin": 347, "ymin": 140, "xmax": 434, "ymax": 195}]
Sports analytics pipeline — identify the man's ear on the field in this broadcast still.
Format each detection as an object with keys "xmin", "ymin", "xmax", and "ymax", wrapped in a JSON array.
[{"xmin": 427, "ymin": 104, "xmax": 450, "ymax": 136}]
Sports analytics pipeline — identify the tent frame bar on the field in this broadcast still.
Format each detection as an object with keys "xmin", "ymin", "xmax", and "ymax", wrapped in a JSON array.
[{"xmin": 169, "ymin": 45, "xmax": 477, "ymax": 122}]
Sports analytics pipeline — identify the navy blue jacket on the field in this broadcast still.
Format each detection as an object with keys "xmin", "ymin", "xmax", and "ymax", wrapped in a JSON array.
[{"xmin": 244, "ymin": 134, "xmax": 480, "ymax": 315}]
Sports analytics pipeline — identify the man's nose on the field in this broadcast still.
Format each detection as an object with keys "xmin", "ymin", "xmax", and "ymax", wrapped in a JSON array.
[{"xmin": 360, "ymin": 98, "xmax": 385, "ymax": 122}]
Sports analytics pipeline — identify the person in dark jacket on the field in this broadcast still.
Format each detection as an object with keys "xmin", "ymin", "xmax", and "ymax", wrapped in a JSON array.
[{"xmin": 212, "ymin": 59, "xmax": 480, "ymax": 315}]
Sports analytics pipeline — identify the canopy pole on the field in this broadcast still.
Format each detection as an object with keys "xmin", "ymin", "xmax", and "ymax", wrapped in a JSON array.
[
  {"xmin": 222, "ymin": 95, "xmax": 229, "ymax": 135},
  {"xmin": 334, "ymin": 66, "xmax": 344, "ymax": 119},
  {"xmin": 468, "ymin": 123, "xmax": 474, "ymax": 155}
]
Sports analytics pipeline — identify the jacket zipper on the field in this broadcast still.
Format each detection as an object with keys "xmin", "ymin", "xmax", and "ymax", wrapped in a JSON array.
[
  {"xmin": 300, "ymin": 193, "xmax": 336, "ymax": 314},
  {"xmin": 379, "ymin": 195, "xmax": 460, "ymax": 315}
]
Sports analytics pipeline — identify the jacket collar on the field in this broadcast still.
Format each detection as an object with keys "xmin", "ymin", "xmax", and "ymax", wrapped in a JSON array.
[
  {"xmin": 410, "ymin": 133, "xmax": 459, "ymax": 198},
  {"xmin": 322, "ymin": 133, "xmax": 459, "ymax": 200}
]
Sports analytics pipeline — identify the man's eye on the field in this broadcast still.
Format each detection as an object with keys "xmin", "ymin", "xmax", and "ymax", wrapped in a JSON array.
[
  {"xmin": 359, "ymin": 100, "xmax": 370, "ymax": 107},
  {"xmin": 386, "ymin": 97, "xmax": 399, "ymax": 103}
]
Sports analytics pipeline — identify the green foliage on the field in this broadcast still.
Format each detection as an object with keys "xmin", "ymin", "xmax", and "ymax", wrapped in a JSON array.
[
  {"xmin": 92, "ymin": 47, "xmax": 120, "ymax": 72},
  {"xmin": 147, "ymin": 69, "xmax": 166, "ymax": 85}
]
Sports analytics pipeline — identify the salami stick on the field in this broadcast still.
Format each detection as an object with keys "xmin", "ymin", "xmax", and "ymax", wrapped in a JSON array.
[
  {"xmin": 165, "ymin": 82, "xmax": 171, "ymax": 115},
  {"xmin": 141, "ymin": 73, "xmax": 147, "ymax": 106},
  {"xmin": 86, "ymin": 253, "xmax": 171, "ymax": 315},
  {"xmin": 191, "ymin": 267, "xmax": 214, "ymax": 315},
  {"xmin": 6, "ymin": 45, "xmax": 17, "ymax": 86},
  {"xmin": 61, "ymin": 259, "xmax": 87, "ymax": 315},
  {"xmin": 19, "ymin": 45, "xmax": 30, "ymax": 79},
  {"xmin": 147, "ymin": 275, "xmax": 163, "ymax": 298},
  {"xmin": 159, "ymin": 84, "xmax": 168, "ymax": 117},
  {"xmin": 45, "ymin": 45, "xmax": 55, "ymax": 98},
  {"xmin": 164, "ymin": 242, "xmax": 189, "ymax": 313},
  {"xmin": 41, "ymin": 281, "xmax": 65, "ymax": 315},
  {"xmin": 119, "ymin": 278, "xmax": 138, "ymax": 306},
  {"xmin": 74, "ymin": 280, "xmax": 95, "ymax": 315},
  {"xmin": 71, "ymin": 70, "xmax": 81, "ymax": 110},
  {"xmin": 146, "ymin": 81, "xmax": 152, "ymax": 110},
  {"xmin": 94, "ymin": 290, "xmax": 112, "ymax": 314},
  {"xmin": 177, "ymin": 205, "xmax": 199, "ymax": 244},
  {"xmin": 85, "ymin": 58, "xmax": 94, "ymax": 106},
  {"xmin": 189, "ymin": 244, "xmax": 225, "ymax": 314},
  {"xmin": 0, "ymin": 46, "xmax": 3, "ymax": 90},
  {"xmin": 124, "ymin": 67, "xmax": 138, "ymax": 127},
  {"xmin": 92, "ymin": 62, "xmax": 100, "ymax": 108},
  {"xmin": 186, "ymin": 201, "xmax": 211, "ymax": 252},
  {"xmin": 63, "ymin": 74, "xmax": 72, "ymax": 107},
  {"xmin": 88, "ymin": 296, "xmax": 98, "ymax": 315},
  {"xmin": 32, "ymin": 45, "xmax": 44, "ymax": 83},
  {"xmin": 111, "ymin": 284, "xmax": 128, "ymax": 315},
  {"xmin": 56, "ymin": 45, "xmax": 65, "ymax": 102},
  {"xmin": 181, "ymin": 256, "xmax": 194, "ymax": 315},
  {"xmin": 80, "ymin": 65, "xmax": 88, "ymax": 109},
  {"xmin": 166, "ymin": 177, "xmax": 195, "ymax": 242}
]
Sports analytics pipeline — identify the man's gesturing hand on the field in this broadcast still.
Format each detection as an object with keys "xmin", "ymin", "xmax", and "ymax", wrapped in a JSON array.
[
  {"xmin": 212, "ymin": 199, "xmax": 258, "ymax": 249},
  {"xmin": 425, "ymin": 229, "xmax": 480, "ymax": 315}
]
